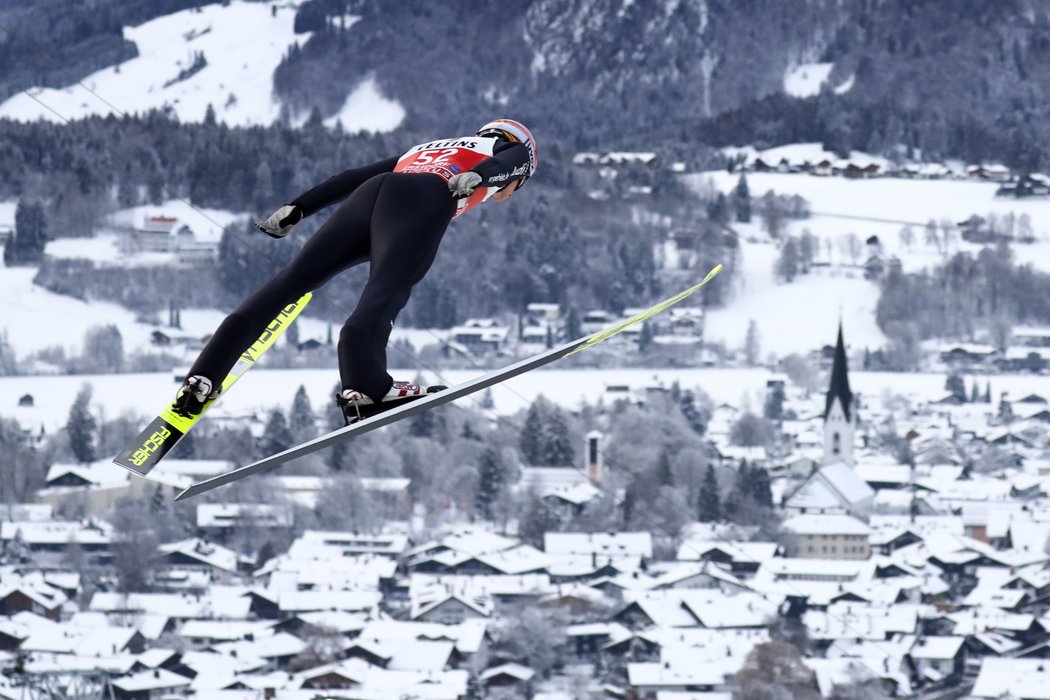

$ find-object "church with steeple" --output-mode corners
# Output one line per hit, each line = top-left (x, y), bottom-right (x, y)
(783, 321), (873, 520)
(823, 321), (856, 467)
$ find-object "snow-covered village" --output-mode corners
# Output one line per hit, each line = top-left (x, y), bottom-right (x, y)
(7, 2), (1050, 699)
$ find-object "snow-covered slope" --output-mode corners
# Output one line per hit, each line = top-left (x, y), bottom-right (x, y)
(0, 1), (403, 132)
(783, 63), (833, 98)
(687, 165), (1050, 355)
(695, 168), (1050, 272)
(703, 224), (887, 356)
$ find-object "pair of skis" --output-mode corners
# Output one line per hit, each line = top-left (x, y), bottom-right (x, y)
(113, 265), (722, 500)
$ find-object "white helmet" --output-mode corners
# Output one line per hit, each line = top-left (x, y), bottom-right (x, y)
(476, 118), (537, 181)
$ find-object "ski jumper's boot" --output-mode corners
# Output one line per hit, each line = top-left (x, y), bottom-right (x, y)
(336, 381), (446, 425)
(173, 375), (221, 418)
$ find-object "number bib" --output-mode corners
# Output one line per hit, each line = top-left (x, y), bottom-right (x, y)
(393, 136), (501, 218)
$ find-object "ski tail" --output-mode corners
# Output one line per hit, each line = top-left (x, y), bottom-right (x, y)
(174, 265), (723, 500)
(113, 293), (312, 476)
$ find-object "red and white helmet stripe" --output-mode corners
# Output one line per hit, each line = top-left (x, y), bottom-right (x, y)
(477, 118), (537, 179)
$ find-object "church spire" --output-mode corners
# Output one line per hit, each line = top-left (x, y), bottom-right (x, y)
(824, 321), (853, 421)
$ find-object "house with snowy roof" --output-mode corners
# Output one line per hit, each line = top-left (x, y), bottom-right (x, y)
(1, 519), (112, 564)
(351, 618), (491, 672)
(0, 583), (67, 621)
(675, 539), (779, 577)
(410, 588), (494, 624)
(111, 668), (192, 700)
(783, 461), (875, 519)
(971, 657), (1050, 698)
(155, 538), (245, 582)
(782, 513), (871, 560)
(544, 532), (652, 572)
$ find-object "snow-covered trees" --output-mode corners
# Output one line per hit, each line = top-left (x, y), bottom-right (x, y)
(733, 173), (752, 223)
(66, 384), (97, 463)
(288, 385), (317, 442)
(736, 641), (820, 700)
(82, 324), (124, 373)
(697, 464), (721, 522)
(4, 201), (47, 265)
(260, 409), (294, 457)
(519, 397), (576, 467)
(474, 446), (508, 521)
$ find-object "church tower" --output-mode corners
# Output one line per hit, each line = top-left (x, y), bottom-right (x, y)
(824, 322), (856, 466)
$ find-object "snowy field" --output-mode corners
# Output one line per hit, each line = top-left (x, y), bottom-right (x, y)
(783, 63), (836, 98)
(2, 365), (1046, 435)
(685, 161), (1050, 354)
(0, 2), (403, 132)
(700, 222), (887, 355)
(0, 265), (445, 361)
(692, 164), (1050, 274)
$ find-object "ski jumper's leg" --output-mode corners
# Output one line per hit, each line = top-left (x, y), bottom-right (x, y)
(338, 173), (455, 401)
(187, 176), (383, 384)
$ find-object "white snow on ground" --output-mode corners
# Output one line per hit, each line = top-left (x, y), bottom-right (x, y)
(692, 170), (1050, 273)
(0, 2), (401, 132)
(324, 76), (405, 134)
(783, 63), (833, 98)
(704, 223), (887, 355)
(3, 365), (1049, 435)
(685, 169), (1050, 354)
(0, 201), (15, 227)
(0, 261), (445, 362)
(44, 235), (124, 264)
(0, 267), (157, 356)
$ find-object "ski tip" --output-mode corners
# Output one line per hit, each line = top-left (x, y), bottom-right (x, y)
(704, 263), (724, 281)
(173, 485), (195, 502)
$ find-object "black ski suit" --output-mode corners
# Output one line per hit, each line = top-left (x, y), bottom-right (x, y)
(187, 140), (530, 402)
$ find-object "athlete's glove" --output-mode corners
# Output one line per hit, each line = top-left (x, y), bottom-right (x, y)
(255, 204), (303, 239)
(448, 171), (483, 198)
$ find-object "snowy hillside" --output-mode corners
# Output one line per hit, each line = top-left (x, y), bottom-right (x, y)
(686, 152), (1050, 355)
(0, 1), (403, 132)
(700, 224), (887, 356)
(7, 165), (1049, 374)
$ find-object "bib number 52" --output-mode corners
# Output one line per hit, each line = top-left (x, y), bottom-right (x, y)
(410, 148), (458, 166)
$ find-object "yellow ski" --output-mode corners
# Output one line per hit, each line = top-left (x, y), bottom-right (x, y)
(113, 293), (312, 476)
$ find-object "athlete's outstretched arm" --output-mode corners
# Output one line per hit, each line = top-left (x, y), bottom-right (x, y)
(291, 155), (400, 217)
(471, 141), (531, 188)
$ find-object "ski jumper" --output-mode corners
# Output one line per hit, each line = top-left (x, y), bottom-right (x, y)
(187, 137), (531, 402)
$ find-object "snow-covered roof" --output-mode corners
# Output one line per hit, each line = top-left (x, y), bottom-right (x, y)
(91, 587), (252, 618)
(906, 635), (965, 660)
(1, 520), (112, 546)
(276, 590), (382, 614)
(972, 658), (1050, 698)
(180, 620), (273, 642)
(783, 513), (871, 536)
(480, 663), (535, 682)
(112, 668), (192, 693)
(158, 538), (239, 572)
(210, 632), (305, 660)
(288, 530), (410, 558)
(545, 532), (653, 559)
(196, 504), (294, 529)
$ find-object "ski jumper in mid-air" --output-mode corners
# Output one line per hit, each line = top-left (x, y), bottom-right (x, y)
(173, 119), (537, 421)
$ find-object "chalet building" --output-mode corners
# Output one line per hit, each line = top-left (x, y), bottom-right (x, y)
(121, 214), (218, 263)
(782, 514), (872, 560)
(450, 319), (509, 354)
